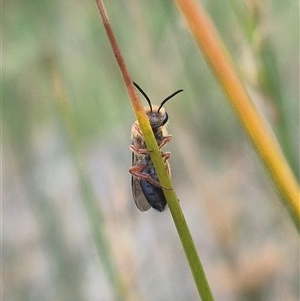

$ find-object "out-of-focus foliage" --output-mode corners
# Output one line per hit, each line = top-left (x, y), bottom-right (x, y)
(4, 1), (299, 301)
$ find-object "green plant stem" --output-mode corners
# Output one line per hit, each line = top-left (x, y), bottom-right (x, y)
(94, 0), (214, 300)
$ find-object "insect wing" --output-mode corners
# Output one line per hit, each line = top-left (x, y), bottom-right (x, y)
(131, 153), (151, 211)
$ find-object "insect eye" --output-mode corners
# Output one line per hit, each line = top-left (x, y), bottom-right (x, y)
(152, 112), (168, 129)
(161, 112), (168, 126)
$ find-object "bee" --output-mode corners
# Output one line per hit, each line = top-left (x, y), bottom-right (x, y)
(129, 153), (171, 212)
(130, 82), (183, 211)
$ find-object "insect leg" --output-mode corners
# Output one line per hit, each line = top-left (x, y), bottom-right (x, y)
(133, 123), (143, 136)
(158, 135), (172, 149)
(129, 164), (145, 174)
(129, 144), (152, 155)
(162, 151), (171, 162)
(129, 165), (171, 190)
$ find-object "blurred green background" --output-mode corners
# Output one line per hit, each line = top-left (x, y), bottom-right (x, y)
(4, 1), (299, 301)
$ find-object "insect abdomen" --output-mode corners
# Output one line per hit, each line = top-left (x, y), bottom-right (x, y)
(139, 163), (167, 212)
(140, 180), (167, 212)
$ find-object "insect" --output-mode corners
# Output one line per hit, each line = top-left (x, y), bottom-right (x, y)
(130, 82), (183, 211)
(129, 153), (171, 212)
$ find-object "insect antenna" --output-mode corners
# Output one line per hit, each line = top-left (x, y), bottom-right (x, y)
(133, 82), (153, 112)
(158, 89), (184, 112)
